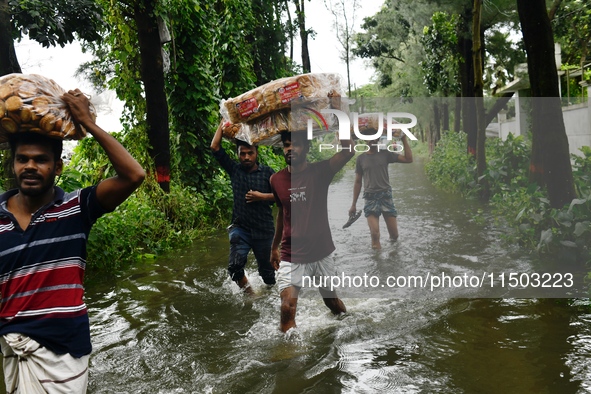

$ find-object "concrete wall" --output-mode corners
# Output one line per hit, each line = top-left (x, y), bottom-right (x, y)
(488, 88), (591, 158)
(562, 102), (591, 157)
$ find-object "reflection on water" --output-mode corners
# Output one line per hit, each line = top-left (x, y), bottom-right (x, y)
(50, 159), (591, 392)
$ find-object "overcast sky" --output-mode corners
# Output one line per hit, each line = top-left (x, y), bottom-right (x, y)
(13, 1), (385, 131)
(291, 1), (384, 88)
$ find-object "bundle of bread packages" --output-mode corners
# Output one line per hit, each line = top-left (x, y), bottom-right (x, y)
(219, 73), (345, 146)
(356, 113), (402, 138)
(0, 73), (92, 147)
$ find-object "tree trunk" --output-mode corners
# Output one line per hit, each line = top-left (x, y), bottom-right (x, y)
(458, 7), (476, 155)
(135, 0), (171, 192)
(433, 101), (441, 145)
(294, 0), (311, 73)
(442, 99), (449, 133)
(345, 39), (351, 97)
(473, 0), (488, 199)
(517, 0), (576, 208)
(547, 0), (562, 21)
(0, 0), (20, 189)
(285, 0), (294, 61)
(0, 0), (21, 76)
(454, 94), (461, 132)
(485, 93), (513, 125)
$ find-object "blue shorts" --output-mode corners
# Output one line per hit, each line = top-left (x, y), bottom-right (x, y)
(363, 190), (398, 218)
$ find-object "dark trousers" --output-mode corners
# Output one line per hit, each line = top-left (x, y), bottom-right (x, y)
(228, 226), (275, 285)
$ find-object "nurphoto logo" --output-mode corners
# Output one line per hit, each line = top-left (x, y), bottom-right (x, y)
(303, 109), (418, 152)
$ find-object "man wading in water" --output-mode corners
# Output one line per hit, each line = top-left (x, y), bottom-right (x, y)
(211, 122), (276, 294)
(270, 131), (354, 333)
(349, 134), (413, 249)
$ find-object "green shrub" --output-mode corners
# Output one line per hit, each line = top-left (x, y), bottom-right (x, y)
(426, 131), (591, 262)
(61, 132), (225, 276)
(85, 177), (211, 274)
(425, 131), (476, 195)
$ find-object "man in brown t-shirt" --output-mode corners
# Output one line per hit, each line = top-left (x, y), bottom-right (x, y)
(270, 132), (354, 333)
(349, 135), (413, 249)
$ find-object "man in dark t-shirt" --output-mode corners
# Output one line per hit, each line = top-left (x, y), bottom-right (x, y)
(211, 122), (276, 294)
(349, 134), (413, 249)
(270, 131), (354, 333)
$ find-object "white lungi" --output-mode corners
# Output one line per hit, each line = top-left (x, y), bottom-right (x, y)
(0, 333), (89, 393)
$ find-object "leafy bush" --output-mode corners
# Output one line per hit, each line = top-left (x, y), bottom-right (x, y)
(61, 133), (222, 276)
(426, 131), (591, 262)
(86, 178), (209, 275)
(425, 131), (476, 195)
(489, 144), (590, 259)
(484, 133), (531, 195)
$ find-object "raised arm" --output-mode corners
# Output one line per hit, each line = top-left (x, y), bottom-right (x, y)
(210, 121), (223, 152)
(62, 89), (145, 212)
(396, 135), (413, 163)
(329, 137), (355, 173)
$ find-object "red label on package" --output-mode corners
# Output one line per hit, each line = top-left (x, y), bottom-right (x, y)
(277, 82), (303, 104)
(357, 117), (370, 128)
(236, 97), (259, 118)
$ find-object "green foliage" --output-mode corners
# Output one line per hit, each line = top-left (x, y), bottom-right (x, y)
(353, 1), (429, 95)
(553, 0), (591, 67)
(86, 178), (209, 275)
(560, 64), (589, 102)
(420, 12), (460, 96)
(353, 1), (417, 64)
(572, 146), (591, 196)
(484, 29), (526, 93)
(163, 0), (296, 192)
(426, 131), (591, 262)
(56, 166), (89, 192)
(484, 133), (531, 195)
(9, 0), (104, 47)
(0, 149), (9, 192)
(249, 0), (294, 84)
(60, 132), (215, 274)
(425, 131), (475, 195)
(66, 130), (152, 187)
(69, 0), (300, 276)
(351, 83), (380, 100)
(257, 145), (285, 172)
(166, 0), (251, 191)
(355, 0), (523, 97)
(408, 139), (429, 157)
(78, 0), (300, 194)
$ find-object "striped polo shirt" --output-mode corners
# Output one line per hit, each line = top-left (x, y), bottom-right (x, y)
(0, 186), (107, 357)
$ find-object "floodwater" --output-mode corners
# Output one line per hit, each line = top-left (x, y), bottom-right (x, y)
(8, 157), (591, 393)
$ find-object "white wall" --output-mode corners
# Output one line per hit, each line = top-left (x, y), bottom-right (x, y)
(490, 91), (591, 158)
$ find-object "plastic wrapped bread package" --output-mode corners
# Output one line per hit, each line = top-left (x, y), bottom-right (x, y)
(222, 102), (343, 147)
(221, 121), (243, 140)
(355, 113), (402, 138)
(222, 111), (289, 147)
(219, 73), (343, 124)
(0, 73), (94, 147)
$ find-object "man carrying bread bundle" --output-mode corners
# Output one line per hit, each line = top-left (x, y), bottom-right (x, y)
(211, 122), (276, 294)
(0, 89), (145, 393)
(270, 131), (355, 333)
(349, 131), (413, 249)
